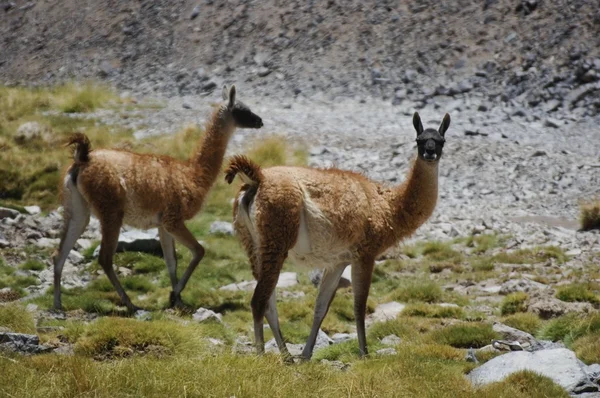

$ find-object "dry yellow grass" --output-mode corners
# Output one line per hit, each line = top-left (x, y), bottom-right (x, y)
(580, 199), (600, 231)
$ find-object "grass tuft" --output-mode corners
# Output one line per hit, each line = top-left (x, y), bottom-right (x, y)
(402, 303), (465, 319)
(580, 199), (600, 231)
(0, 303), (36, 333)
(500, 292), (529, 315)
(388, 280), (443, 303)
(501, 313), (542, 335)
(427, 323), (498, 348)
(556, 283), (599, 305)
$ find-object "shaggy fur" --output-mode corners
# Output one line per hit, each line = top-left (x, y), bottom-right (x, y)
(52, 86), (263, 312)
(227, 112), (450, 359)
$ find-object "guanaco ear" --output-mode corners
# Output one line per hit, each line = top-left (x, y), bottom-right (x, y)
(222, 85), (229, 101)
(228, 85), (236, 108)
(413, 112), (423, 136)
(439, 113), (451, 137)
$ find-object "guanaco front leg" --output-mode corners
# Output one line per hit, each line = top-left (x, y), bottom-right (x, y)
(352, 257), (375, 357)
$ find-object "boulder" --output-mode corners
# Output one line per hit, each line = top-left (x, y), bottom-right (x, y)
(0, 332), (52, 354)
(0, 207), (20, 220)
(492, 322), (538, 349)
(192, 308), (223, 323)
(467, 348), (598, 394)
(380, 334), (402, 346)
(528, 290), (595, 319)
(499, 278), (549, 295)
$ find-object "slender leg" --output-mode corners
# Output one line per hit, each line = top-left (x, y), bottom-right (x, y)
(301, 264), (347, 360)
(352, 258), (375, 358)
(163, 222), (205, 307)
(252, 251), (287, 355)
(264, 290), (292, 361)
(158, 227), (180, 307)
(98, 212), (139, 312)
(52, 178), (90, 310)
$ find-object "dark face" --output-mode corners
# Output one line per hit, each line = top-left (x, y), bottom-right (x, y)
(231, 101), (263, 129)
(413, 112), (450, 163)
(222, 85), (263, 129)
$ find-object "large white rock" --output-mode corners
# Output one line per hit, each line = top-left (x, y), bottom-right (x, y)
(368, 301), (406, 324)
(276, 272), (298, 288)
(467, 348), (598, 394)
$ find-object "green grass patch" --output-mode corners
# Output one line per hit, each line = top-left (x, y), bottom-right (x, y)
(556, 283), (600, 305)
(388, 279), (443, 303)
(421, 242), (463, 263)
(537, 313), (600, 346)
(572, 334), (600, 364)
(0, 303), (36, 333)
(19, 259), (46, 271)
(500, 292), (529, 315)
(402, 303), (465, 319)
(501, 313), (542, 335)
(464, 234), (500, 254)
(427, 323), (499, 348)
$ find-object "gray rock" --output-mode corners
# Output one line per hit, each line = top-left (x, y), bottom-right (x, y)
(95, 229), (162, 256)
(544, 118), (561, 128)
(257, 67), (272, 77)
(190, 4), (201, 19)
(265, 339), (303, 356)
(0, 332), (52, 354)
(209, 221), (233, 236)
(276, 272), (298, 288)
(376, 348), (397, 356)
(192, 308), (223, 323)
(499, 278), (549, 295)
(528, 291), (595, 319)
(134, 310), (152, 321)
(219, 280), (257, 292)
(314, 329), (334, 351)
(24, 205), (41, 215)
(232, 336), (254, 355)
(380, 334), (402, 346)
(467, 348), (598, 394)
(14, 122), (46, 143)
(0, 207), (20, 220)
(368, 302), (406, 323)
(492, 323), (538, 349)
(331, 333), (357, 344)
(585, 364), (600, 384)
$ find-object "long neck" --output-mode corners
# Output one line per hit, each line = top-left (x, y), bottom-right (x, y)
(191, 108), (234, 191)
(391, 157), (439, 237)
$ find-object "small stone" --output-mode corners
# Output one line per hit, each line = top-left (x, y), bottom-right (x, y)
(376, 348), (397, 356)
(24, 205), (41, 215)
(531, 150), (547, 157)
(380, 334), (402, 346)
(182, 102), (192, 109)
(35, 237), (59, 249)
(331, 333), (357, 344)
(314, 329), (333, 351)
(0, 207), (20, 220)
(219, 280), (257, 292)
(320, 359), (350, 371)
(544, 118), (561, 128)
(190, 4), (201, 19)
(209, 221), (234, 236)
(14, 122), (46, 143)
(192, 307), (223, 323)
(134, 310), (152, 321)
(257, 67), (272, 77)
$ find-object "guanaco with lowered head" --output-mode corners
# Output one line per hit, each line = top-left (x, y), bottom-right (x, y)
(225, 112), (450, 360)
(53, 85), (263, 312)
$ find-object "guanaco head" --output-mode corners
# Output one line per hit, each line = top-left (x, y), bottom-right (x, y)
(221, 85), (263, 129)
(413, 112), (450, 163)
